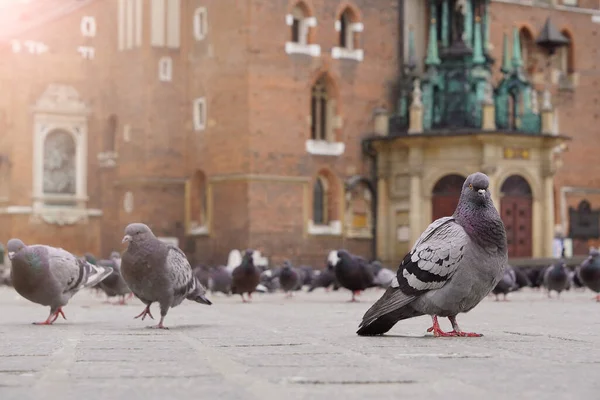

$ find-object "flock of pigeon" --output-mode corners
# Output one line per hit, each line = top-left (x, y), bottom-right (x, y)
(1, 172), (599, 335)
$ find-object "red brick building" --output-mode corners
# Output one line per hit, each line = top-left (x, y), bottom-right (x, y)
(0, 0), (598, 266)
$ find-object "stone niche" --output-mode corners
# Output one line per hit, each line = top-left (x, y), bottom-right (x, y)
(30, 84), (102, 225)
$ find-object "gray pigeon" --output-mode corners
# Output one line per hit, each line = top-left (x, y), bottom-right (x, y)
(120, 223), (212, 329)
(543, 261), (570, 298)
(208, 266), (233, 295)
(492, 264), (518, 301)
(577, 249), (600, 301)
(98, 251), (133, 305)
(370, 261), (396, 289)
(357, 172), (507, 337)
(279, 260), (302, 297)
(7, 238), (113, 325)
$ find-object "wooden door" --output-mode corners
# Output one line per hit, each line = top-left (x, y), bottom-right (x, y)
(501, 196), (533, 257)
(432, 195), (460, 221)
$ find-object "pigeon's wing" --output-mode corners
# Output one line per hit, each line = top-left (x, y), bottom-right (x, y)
(393, 217), (468, 295)
(42, 246), (112, 295)
(358, 217), (468, 332)
(165, 245), (196, 299)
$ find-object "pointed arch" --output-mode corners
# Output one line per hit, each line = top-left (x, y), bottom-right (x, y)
(312, 168), (341, 225)
(518, 25), (537, 75)
(559, 28), (575, 73)
(335, 3), (362, 50)
(187, 169), (209, 235)
(287, 1), (315, 45)
(309, 71), (340, 142)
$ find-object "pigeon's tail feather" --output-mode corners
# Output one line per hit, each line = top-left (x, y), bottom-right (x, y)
(186, 277), (212, 305)
(83, 262), (113, 288)
(356, 287), (417, 336)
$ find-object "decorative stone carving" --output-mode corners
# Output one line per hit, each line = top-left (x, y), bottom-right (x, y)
(97, 151), (118, 168)
(411, 79), (422, 108)
(542, 88), (552, 110)
(32, 84), (90, 115)
(43, 131), (76, 195)
(530, 88), (539, 114)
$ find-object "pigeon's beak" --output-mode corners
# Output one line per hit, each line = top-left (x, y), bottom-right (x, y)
(478, 189), (486, 196)
(122, 235), (132, 244)
(8, 251), (14, 260)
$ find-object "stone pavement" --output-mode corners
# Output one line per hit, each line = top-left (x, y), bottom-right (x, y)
(0, 286), (598, 400)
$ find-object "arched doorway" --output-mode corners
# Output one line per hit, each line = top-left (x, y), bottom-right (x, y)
(432, 174), (466, 221)
(500, 175), (533, 258)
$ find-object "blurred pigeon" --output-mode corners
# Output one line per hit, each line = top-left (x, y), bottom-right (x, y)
(193, 265), (210, 288)
(98, 251), (133, 305)
(297, 265), (315, 286)
(357, 172), (507, 337)
(543, 261), (569, 298)
(513, 267), (532, 290)
(332, 250), (375, 302)
(7, 238), (113, 325)
(308, 264), (336, 292)
(231, 249), (261, 302)
(577, 249), (600, 301)
(279, 260), (302, 297)
(208, 266), (232, 295)
(370, 261), (395, 289)
(121, 223), (212, 329)
(492, 265), (518, 301)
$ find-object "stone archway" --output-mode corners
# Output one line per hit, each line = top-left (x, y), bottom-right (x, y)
(431, 174), (466, 222)
(500, 175), (533, 258)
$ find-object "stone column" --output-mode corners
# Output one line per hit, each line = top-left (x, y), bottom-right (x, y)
(409, 173), (422, 246)
(408, 79), (423, 134)
(376, 176), (388, 261)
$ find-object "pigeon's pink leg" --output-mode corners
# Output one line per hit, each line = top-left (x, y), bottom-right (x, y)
(150, 316), (168, 330)
(595, 294), (600, 302)
(447, 316), (483, 337)
(248, 292), (253, 301)
(33, 307), (66, 325)
(347, 291), (360, 302)
(426, 315), (458, 337)
(134, 304), (154, 320)
(240, 294), (247, 303)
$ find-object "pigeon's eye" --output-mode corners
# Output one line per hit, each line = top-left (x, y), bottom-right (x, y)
(469, 184), (473, 190)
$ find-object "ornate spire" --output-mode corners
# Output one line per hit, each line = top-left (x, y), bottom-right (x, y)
(511, 26), (523, 69)
(472, 17), (485, 65)
(425, 17), (441, 66)
(501, 33), (511, 74)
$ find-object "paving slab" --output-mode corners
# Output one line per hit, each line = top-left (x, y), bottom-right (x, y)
(0, 286), (598, 400)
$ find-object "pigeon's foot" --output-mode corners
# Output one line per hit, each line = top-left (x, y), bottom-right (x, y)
(426, 316), (457, 337)
(347, 291), (360, 302)
(33, 307), (66, 325)
(134, 305), (154, 321)
(448, 316), (483, 338)
(150, 317), (168, 330)
(595, 294), (600, 302)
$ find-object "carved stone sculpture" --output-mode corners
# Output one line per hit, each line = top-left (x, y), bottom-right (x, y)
(43, 130), (76, 195)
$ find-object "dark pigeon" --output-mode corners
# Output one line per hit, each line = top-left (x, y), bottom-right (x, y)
(279, 260), (302, 297)
(98, 251), (133, 305)
(193, 265), (211, 288)
(7, 238), (113, 325)
(513, 266), (532, 290)
(120, 223), (212, 329)
(543, 261), (570, 298)
(308, 264), (336, 292)
(577, 249), (600, 301)
(208, 266), (232, 295)
(357, 172), (507, 337)
(332, 250), (375, 302)
(297, 265), (315, 286)
(492, 265), (518, 301)
(231, 249), (261, 302)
